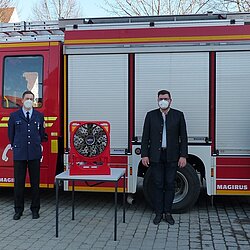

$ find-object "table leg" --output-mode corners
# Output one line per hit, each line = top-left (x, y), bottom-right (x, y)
(56, 179), (59, 237)
(114, 181), (118, 241)
(72, 180), (75, 220)
(123, 173), (125, 223)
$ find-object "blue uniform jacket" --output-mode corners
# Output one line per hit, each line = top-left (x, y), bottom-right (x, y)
(8, 108), (45, 161)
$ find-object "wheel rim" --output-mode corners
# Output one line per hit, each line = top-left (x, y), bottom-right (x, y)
(174, 171), (189, 204)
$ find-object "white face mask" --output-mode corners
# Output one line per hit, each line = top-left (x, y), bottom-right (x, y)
(23, 99), (33, 109)
(158, 100), (169, 110)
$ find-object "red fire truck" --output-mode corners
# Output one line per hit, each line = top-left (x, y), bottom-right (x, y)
(1, 12), (250, 212)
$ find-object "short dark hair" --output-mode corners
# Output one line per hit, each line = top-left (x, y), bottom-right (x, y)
(22, 90), (34, 99)
(158, 90), (171, 99)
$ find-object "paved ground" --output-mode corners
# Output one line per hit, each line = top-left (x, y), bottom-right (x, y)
(0, 181), (249, 250)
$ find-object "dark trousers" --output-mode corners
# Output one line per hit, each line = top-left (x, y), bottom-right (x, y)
(14, 160), (40, 213)
(151, 150), (178, 215)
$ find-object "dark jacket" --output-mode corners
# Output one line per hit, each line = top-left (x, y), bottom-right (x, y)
(141, 108), (188, 162)
(8, 108), (45, 160)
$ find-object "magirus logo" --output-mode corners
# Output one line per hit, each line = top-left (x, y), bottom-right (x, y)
(217, 184), (248, 190)
(0, 177), (14, 183)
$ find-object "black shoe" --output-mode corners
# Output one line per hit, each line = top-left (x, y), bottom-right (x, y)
(32, 211), (40, 219)
(165, 214), (175, 225)
(153, 214), (162, 225)
(13, 212), (22, 220)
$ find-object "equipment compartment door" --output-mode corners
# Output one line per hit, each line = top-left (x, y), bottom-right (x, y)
(216, 51), (250, 155)
(135, 52), (209, 142)
(68, 54), (129, 153)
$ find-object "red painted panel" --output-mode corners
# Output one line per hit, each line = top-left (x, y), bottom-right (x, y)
(70, 178), (126, 189)
(217, 167), (250, 178)
(217, 157), (250, 165)
(65, 25), (250, 44)
(0, 167), (14, 184)
(216, 157), (250, 179)
(110, 156), (128, 164)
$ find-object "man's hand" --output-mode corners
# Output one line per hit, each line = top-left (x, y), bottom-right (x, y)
(142, 157), (150, 167)
(178, 157), (187, 168)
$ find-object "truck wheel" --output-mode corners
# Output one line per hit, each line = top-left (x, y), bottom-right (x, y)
(143, 163), (200, 213)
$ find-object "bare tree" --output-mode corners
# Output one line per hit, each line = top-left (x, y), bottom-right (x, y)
(32, 0), (82, 21)
(223, 0), (250, 12)
(0, 0), (15, 8)
(102, 0), (250, 16)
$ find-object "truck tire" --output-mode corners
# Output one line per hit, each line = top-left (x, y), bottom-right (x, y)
(143, 163), (200, 213)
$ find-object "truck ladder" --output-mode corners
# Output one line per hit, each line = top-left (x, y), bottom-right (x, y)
(0, 20), (64, 42)
(59, 12), (250, 31)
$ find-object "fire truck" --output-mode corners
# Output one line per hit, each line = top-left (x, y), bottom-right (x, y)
(1, 12), (250, 213)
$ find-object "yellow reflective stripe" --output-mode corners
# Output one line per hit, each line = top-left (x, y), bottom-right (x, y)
(51, 139), (58, 153)
(0, 183), (14, 187)
(68, 186), (126, 192)
(0, 42), (50, 48)
(44, 117), (57, 121)
(0, 117), (9, 127)
(45, 123), (53, 127)
(25, 183), (50, 188)
(40, 184), (49, 188)
(44, 117), (57, 128)
(216, 190), (250, 195)
(1, 117), (9, 121)
(50, 42), (60, 46)
(0, 183), (54, 188)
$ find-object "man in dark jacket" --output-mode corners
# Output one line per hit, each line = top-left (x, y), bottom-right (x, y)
(8, 90), (45, 220)
(141, 90), (188, 225)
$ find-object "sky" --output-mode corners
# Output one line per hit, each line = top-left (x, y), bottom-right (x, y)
(18, 0), (114, 21)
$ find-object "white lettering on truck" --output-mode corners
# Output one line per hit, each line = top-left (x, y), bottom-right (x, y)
(0, 177), (14, 183)
(217, 184), (248, 190)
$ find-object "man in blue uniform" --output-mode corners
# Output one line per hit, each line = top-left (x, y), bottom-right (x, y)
(8, 90), (45, 220)
(141, 90), (188, 225)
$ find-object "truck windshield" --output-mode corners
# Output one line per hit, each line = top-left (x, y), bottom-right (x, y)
(2, 56), (43, 108)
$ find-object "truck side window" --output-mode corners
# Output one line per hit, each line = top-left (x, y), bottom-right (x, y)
(2, 56), (43, 108)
